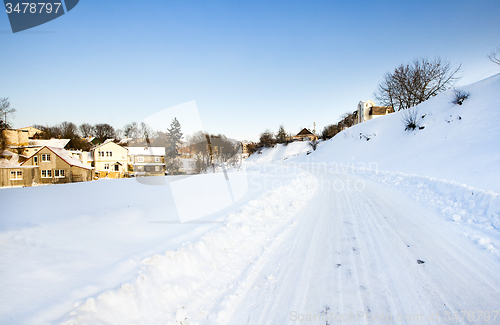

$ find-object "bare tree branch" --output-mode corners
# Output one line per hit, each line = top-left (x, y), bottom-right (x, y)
(375, 57), (461, 111)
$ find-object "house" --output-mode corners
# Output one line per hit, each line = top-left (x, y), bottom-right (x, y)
(291, 128), (318, 142)
(355, 100), (394, 124)
(20, 146), (94, 185)
(127, 146), (166, 176)
(91, 140), (128, 178)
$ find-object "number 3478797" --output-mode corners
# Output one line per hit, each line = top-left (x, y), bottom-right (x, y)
(5, 3), (62, 14)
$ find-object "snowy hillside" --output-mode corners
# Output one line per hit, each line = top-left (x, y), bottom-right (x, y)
(298, 73), (500, 193)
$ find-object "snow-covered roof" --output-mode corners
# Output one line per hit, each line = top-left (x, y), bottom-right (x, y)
(21, 146), (93, 170)
(0, 150), (21, 167)
(48, 147), (93, 170)
(295, 128), (315, 136)
(0, 150), (15, 157)
(28, 139), (70, 148)
(91, 139), (119, 150)
(127, 147), (166, 156)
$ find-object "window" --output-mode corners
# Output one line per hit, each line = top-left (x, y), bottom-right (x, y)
(155, 166), (160, 172)
(137, 156), (144, 163)
(54, 170), (65, 178)
(10, 171), (22, 180)
(107, 151), (112, 157)
(41, 154), (50, 162)
(41, 170), (52, 178)
(155, 157), (160, 163)
(104, 163), (110, 170)
(33, 156), (38, 166)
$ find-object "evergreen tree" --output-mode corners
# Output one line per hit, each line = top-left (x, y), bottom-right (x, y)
(275, 125), (287, 144)
(165, 117), (183, 174)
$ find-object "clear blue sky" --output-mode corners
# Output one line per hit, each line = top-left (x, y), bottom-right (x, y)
(1, 0), (499, 141)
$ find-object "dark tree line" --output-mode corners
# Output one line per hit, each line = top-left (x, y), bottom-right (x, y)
(32, 122), (117, 150)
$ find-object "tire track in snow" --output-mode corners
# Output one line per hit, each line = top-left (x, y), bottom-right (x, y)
(224, 170), (500, 325)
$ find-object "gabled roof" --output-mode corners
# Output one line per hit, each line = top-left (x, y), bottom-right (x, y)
(295, 128), (315, 136)
(21, 146), (93, 170)
(127, 146), (166, 156)
(91, 139), (123, 150)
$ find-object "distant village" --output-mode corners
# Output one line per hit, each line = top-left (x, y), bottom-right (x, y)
(0, 99), (393, 188)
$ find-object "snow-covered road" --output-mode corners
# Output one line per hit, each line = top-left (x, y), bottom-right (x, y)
(57, 168), (500, 325)
(221, 171), (500, 325)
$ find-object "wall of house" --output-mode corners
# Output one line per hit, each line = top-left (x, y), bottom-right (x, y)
(130, 155), (165, 176)
(70, 166), (93, 182)
(0, 167), (39, 187)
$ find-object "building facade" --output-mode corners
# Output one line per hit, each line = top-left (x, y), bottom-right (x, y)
(127, 146), (166, 176)
(91, 140), (129, 178)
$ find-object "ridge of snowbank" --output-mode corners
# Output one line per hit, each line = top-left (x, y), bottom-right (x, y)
(61, 172), (318, 325)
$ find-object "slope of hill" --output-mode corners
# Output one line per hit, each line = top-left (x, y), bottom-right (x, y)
(293, 73), (500, 194)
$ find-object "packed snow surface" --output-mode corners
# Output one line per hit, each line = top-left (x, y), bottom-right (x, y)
(1, 74), (500, 324)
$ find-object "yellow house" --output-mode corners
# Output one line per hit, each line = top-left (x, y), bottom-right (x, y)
(91, 140), (128, 178)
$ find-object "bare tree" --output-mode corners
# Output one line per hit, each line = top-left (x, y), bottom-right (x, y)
(94, 123), (116, 143)
(123, 122), (139, 139)
(488, 46), (500, 66)
(79, 123), (94, 138)
(321, 124), (340, 140)
(60, 121), (78, 139)
(375, 57), (461, 111)
(0, 98), (16, 153)
(140, 122), (155, 144)
(259, 130), (275, 148)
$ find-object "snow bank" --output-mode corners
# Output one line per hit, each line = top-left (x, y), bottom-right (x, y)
(61, 172), (318, 325)
(356, 169), (500, 231)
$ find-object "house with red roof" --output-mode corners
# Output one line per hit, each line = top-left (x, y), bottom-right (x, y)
(19, 146), (94, 185)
